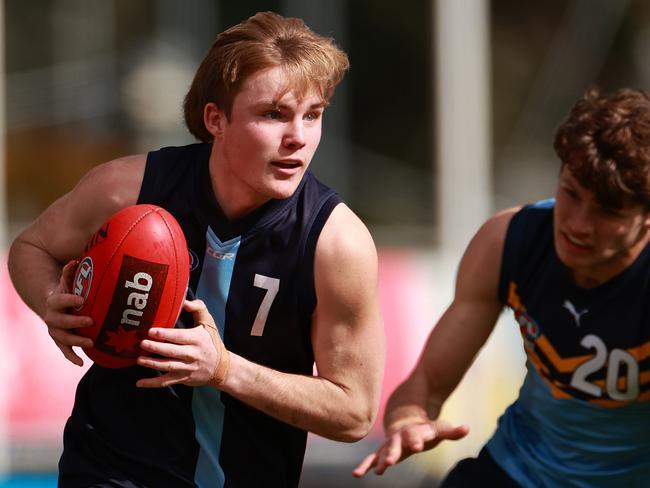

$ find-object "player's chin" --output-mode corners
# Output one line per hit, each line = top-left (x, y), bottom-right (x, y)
(556, 248), (599, 275)
(265, 178), (303, 200)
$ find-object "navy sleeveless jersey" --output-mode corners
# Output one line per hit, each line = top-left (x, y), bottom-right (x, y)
(58, 143), (343, 487)
(487, 200), (650, 486)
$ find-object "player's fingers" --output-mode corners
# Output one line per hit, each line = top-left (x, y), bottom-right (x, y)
(183, 298), (208, 314)
(50, 327), (93, 348)
(405, 434), (425, 453)
(373, 450), (394, 476)
(136, 375), (160, 388)
(60, 260), (80, 291)
(145, 327), (200, 348)
(403, 423), (435, 452)
(136, 363), (190, 387)
(45, 311), (93, 330)
(184, 299), (218, 328)
(370, 437), (401, 475)
(57, 344), (85, 367)
(46, 292), (86, 313)
(383, 433), (404, 465)
(352, 453), (378, 478)
(139, 339), (195, 363)
(434, 422), (470, 441)
(137, 353), (194, 374)
(135, 372), (190, 388)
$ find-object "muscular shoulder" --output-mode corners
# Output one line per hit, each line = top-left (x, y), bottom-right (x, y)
(455, 207), (520, 301)
(314, 204), (378, 305)
(316, 203), (377, 269)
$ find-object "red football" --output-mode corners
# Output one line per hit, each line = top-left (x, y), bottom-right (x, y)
(72, 204), (189, 368)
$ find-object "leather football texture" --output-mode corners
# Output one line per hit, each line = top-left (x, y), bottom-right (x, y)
(72, 204), (189, 368)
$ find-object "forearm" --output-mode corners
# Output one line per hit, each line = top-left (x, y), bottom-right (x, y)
(8, 237), (64, 317)
(221, 352), (374, 442)
(382, 288), (504, 435)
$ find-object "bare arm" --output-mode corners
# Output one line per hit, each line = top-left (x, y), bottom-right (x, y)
(354, 207), (518, 476)
(8, 155), (145, 363)
(228, 203), (384, 440)
(138, 203), (385, 441)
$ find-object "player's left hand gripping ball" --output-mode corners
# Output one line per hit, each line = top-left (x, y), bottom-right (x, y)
(71, 204), (190, 368)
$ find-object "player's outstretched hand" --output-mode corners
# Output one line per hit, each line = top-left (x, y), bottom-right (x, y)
(43, 260), (94, 366)
(352, 420), (469, 477)
(137, 299), (226, 388)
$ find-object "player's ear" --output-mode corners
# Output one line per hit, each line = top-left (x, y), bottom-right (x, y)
(204, 103), (226, 141)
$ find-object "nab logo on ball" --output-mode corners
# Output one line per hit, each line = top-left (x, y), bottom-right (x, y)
(97, 255), (168, 356)
(73, 257), (93, 311)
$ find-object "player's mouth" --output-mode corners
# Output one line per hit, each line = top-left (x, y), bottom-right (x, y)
(561, 231), (592, 253)
(271, 159), (302, 175)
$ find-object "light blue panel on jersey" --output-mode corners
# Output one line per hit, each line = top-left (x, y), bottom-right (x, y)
(531, 198), (555, 209)
(192, 228), (241, 488)
(487, 364), (650, 486)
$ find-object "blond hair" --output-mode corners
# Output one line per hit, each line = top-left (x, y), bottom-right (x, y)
(184, 11), (349, 142)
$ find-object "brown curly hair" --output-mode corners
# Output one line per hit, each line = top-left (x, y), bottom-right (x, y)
(183, 11), (349, 143)
(554, 87), (650, 210)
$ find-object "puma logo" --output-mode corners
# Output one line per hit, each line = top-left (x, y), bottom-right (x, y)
(563, 300), (588, 327)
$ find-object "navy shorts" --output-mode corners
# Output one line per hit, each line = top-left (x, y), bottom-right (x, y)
(439, 447), (520, 487)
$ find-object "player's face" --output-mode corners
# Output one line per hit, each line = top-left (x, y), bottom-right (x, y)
(213, 66), (325, 215)
(553, 165), (650, 286)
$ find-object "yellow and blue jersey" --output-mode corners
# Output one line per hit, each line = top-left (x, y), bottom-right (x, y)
(488, 199), (650, 487)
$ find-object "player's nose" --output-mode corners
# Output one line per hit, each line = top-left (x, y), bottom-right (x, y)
(283, 119), (306, 149)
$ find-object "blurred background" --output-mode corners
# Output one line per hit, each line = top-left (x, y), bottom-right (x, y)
(0, 0), (648, 486)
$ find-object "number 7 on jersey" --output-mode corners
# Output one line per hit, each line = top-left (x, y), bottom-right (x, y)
(250, 274), (280, 336)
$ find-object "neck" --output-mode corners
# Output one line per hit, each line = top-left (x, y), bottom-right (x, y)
(208, 145), (269, 220)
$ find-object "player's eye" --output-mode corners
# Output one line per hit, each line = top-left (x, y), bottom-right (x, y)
(304, 111), (321, 122)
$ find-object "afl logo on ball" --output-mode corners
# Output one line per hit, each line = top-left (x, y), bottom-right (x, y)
(73, 257), (93, 311)
(188, 248), (200, 271)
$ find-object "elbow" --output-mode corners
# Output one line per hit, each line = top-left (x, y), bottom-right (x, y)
(329, 405), (377, 443)
(333, 377), (383, 442)
(7, 239), (19, 279)
(7, 234), (34, 281)
(339, 421), (372, 443)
